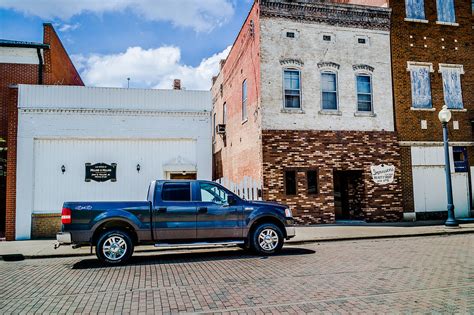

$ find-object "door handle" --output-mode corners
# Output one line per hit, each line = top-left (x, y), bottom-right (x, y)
(157, 207), (167, 213)
(198, 207), (208, 214)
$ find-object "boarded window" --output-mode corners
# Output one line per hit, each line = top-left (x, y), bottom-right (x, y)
(356, 75), (372, 112)
(406, 0), (425, 19)
(284, 70), (301, 109)
(307, 170), (318, 195)
(321, 72), (338, 110)
(409, 65), (432, 109)
(437, 0), (456, 23)
(440, 66), (463, 109)
(285, 170), (297, 195)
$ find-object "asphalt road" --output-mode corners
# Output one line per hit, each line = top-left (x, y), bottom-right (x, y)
(1, 234), (473, 314)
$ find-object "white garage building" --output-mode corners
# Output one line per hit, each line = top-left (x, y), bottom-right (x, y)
(16, 84), (212, 240)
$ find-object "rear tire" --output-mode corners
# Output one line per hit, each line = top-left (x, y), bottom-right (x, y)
(250, 223), (284, 255)
(96, 229), (134, 265)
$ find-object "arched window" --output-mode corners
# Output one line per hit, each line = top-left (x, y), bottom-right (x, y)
(283, 69), (301, 109)
(321, 71), (338, 110)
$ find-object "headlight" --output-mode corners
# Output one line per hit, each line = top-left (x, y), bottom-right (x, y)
(284, 208), (293, 218)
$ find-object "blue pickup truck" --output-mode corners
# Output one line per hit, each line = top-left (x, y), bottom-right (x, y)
(57, 180), (296, 264)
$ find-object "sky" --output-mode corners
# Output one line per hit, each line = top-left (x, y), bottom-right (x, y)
(0, 0), (254, 90)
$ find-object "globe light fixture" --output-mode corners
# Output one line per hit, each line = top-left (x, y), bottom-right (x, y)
(438, 105), (452, 124)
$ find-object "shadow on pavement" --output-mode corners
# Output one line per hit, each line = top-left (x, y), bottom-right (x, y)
(72, 247), (316, 269)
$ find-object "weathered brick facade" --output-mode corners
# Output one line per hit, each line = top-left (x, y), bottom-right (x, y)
(390, 0), (474, 219)
(262, 130), (403, 224)
(2, 23), (83, 240)
(30, 214), (61, 239)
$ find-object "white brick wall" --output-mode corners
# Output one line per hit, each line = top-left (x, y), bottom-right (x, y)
(260, 17), (395, 132)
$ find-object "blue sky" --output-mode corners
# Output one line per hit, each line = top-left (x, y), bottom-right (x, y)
(0, 0), (253, 90)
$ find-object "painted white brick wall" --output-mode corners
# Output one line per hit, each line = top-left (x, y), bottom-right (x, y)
(260, 17), (395, 132)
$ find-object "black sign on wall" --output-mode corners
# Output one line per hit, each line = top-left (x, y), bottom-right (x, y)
(85, 163), (117, 182)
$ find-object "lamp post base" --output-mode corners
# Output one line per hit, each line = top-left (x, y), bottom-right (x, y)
(445, 219), (459, 228)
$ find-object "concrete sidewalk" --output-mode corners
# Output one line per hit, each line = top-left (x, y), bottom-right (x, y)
(2, 221), (474, 259)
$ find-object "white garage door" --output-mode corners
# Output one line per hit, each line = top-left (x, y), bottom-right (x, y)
(33, 138), (197, 213)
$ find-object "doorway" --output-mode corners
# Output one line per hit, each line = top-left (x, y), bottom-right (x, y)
(334, 170), (365, 220)
(169, 172), (197, 180)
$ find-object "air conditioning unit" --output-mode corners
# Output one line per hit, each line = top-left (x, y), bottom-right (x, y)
(216, 124), (226, 135)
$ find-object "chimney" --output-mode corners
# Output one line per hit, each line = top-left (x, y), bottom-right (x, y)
(173, 79), (181, 90)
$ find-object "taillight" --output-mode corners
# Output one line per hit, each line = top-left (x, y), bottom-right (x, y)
(61, 207), (72, 224)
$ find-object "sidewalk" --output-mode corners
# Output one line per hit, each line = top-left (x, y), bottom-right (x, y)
(2, 221), (474, 260)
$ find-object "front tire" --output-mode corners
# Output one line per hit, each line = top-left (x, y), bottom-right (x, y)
(96, 229), (134, 265)
(250, 223), (284, 255)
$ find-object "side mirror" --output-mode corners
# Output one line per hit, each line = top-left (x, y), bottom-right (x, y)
(227, 195), (237, 205)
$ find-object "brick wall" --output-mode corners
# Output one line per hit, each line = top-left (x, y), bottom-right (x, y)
(5, 87), (18, 240)
(262, 130), (403, 224)
(211, 2), (263, 184)
(31, 213), (61, 239)
(400, 146), (415, 215)
(390, 0), (473, 143)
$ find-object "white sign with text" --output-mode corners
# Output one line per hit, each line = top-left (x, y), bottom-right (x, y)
(370, 164), (395, 185)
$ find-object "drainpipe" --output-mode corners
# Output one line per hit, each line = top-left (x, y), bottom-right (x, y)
(36, 48), (44, 84)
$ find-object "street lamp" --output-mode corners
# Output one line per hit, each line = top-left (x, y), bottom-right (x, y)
(438, 105), (458, 228)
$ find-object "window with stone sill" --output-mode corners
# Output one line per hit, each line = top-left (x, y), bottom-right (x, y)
(321, 71), (338, 111)
(437, 0), (456, 23)
(409, 65), (433, 109)
(406, 0), (426, 20)
(440, 65), (464, 109)
(283, 69), (301, 109)
(356, 74), (373, 112)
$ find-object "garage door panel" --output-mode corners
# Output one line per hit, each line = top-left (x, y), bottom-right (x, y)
(33, 139), (196, 213)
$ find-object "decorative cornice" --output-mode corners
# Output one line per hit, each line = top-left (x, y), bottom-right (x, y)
(353, 64), (374, 72)
(19, 108), (210, 117)
(317, 61), (340, 70)
(280, 58), (304, 67)
(260, 1), (391, 31)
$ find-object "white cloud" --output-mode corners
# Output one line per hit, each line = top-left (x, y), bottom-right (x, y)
(0, 0), (235, 32)
(72, 45), (231, 90)
(58, 23), (80, 32)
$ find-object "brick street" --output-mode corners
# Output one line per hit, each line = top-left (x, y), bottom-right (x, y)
(1, 234), (473, 314)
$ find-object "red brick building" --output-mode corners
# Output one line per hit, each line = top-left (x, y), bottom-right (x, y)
(1, 23), (83, 240)
(212, 0), (403, 224)
(390, 0), (474, 221)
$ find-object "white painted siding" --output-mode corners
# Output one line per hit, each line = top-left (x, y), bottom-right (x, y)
(18, 84), (211, 112)
(33, 139), (197, 213)
(411, 146), (471, 218)
(260, 18), (394, 132)
(0, 47), (42, 65)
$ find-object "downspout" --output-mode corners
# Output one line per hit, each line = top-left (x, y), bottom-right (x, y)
(36, 48), (43, 85)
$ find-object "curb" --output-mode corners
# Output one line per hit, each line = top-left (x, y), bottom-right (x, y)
(2, 228), (474, 261)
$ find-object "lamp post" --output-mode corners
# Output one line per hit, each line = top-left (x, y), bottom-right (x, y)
(438, 105), (458, 228)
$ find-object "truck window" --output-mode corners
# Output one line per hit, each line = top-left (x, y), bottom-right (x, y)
(162, 182), (191, 202)
(200, 183), (228, 204)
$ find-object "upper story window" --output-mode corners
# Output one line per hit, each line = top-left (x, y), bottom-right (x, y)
(321, 72), (338, 110)
(408, 63), (433, 109)
(286, 32), (295, 38)
(356, 75), (372, 112)
(439, 64), (464, 109)
(406, 0), (426, 20)
(242, 79), (248, 121)
(284, 69), (301, 109)
(437, 0), (456, 23)
(223, 102), (227, 124)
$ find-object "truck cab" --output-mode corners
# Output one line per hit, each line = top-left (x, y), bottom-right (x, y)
(57, 180), (296, 264)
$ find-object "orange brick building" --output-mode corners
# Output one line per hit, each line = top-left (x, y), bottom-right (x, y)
(0, 23), (83, 240)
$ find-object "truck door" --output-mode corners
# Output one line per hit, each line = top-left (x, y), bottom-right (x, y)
(195, 182), (243, 239)
(153, 181), (197, 241)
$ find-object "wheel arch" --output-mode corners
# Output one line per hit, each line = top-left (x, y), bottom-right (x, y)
(91, 219), (139, 245)
(248, 215), (287, 239)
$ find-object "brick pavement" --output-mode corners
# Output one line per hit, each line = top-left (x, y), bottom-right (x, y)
(0, 234), (473, 314)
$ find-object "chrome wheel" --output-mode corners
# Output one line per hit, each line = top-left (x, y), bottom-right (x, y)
(102, 235), (127, 261)
(258, 228), (279, 251)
